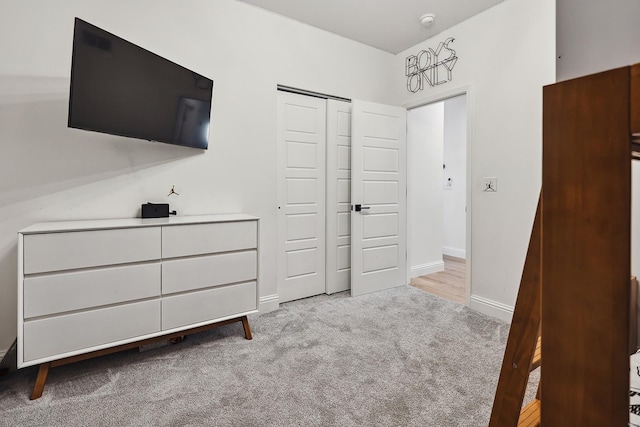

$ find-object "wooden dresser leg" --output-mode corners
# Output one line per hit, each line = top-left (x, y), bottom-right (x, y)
(241, 316), (253, 340)
(30, 362), (51, 400)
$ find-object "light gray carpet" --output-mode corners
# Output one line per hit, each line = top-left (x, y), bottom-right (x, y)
(0, 285), (530, 426)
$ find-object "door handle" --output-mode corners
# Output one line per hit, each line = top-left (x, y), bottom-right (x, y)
(354, 204), (370, 212)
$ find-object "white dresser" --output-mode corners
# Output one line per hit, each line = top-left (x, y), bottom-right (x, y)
(18, 214), (259, 374)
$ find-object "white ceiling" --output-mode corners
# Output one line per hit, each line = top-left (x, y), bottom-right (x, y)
(236, 0), (506, 54)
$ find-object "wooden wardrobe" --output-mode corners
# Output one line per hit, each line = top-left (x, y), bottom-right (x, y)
(490, 63), (640, 425)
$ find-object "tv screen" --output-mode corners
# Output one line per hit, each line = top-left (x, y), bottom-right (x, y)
(68, 18), (213, 149)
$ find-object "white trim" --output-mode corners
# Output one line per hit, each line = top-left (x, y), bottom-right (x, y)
(17, 232), (23, 367)
(259, 294), (279, 312)
(469, 294), (514, 323)
(464, 88), (474, 307)
(410, 261), (444, 279)
(402, 85), (473, 111)
(442, 246), (466, 259)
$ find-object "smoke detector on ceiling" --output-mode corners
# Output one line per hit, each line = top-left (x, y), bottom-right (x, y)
(420, 13), (436, 27)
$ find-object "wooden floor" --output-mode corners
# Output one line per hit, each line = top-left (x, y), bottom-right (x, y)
(410, 256), (466, 304)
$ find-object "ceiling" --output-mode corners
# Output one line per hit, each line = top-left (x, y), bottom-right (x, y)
(236, 0), (505, 54)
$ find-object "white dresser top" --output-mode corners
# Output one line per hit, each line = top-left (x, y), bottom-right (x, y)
(19, 214), (259, 234)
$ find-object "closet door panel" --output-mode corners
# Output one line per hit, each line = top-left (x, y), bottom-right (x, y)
(326, 99), (352, 294)
(277, 91), (326, 302)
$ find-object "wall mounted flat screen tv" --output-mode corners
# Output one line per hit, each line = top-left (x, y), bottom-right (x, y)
(68, 18), (213, 149)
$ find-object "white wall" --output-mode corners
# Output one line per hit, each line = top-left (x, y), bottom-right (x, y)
(556, 0), (640, 283)
(442, 95), (467, 259)
(393, 0), (556, 320)
(407, 103), (444, 277)
(0, 0), (395, 355)
(556, 0), (640, 81)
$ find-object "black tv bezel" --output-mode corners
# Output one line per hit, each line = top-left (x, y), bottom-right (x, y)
(68, 17), (213, 150)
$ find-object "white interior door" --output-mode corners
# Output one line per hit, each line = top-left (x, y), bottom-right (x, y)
(326, 99), (352, 294)
(277, 91), (326, 302)
(351, 100), (407, 297)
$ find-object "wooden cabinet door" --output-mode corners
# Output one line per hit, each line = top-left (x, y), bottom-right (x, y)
(632, 63), (640, 147)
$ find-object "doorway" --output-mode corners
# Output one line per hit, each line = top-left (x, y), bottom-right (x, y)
(407, 93), (469, 304)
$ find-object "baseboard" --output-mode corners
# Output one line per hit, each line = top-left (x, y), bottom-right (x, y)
(442, 246), (466, 259)
(469, 295), (514, 323)
(410, 261), (445, 278)
(259, 294), (280, 313)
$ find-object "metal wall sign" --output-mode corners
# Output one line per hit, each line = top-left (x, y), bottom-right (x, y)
(405, 37), (458, 93)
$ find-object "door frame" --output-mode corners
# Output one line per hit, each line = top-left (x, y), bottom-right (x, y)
(403, 85), (474, 305)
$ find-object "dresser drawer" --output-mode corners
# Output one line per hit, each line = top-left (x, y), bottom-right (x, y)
(23, 227), (161, 274)
(24, 263), (161, 318)
(23, 299), (160, 363)
(162, 250), (256, 295)
(162, 281), (256, 330)
(161, 220), (257, 258)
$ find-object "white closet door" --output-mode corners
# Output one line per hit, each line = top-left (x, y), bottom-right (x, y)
(351, 100), (407, 297)
(277, 91), (327, 302)
(326, 100), (352, 294)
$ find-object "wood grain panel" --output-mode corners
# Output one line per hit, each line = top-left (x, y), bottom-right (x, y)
(631, 276), (638, 354)
(489, 198), (542, 427)
(541, 67), (631, 426)
(632, 63), (640, 140)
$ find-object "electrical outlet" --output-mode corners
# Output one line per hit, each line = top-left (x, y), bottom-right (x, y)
(483, 177), (497, 192)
